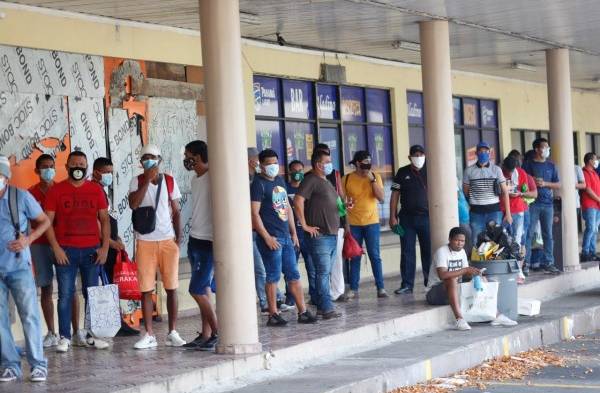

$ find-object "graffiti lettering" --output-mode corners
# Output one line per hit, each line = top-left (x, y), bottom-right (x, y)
(120, 152), (134, 176)
(80, 112), (96, 153)
(0, 91), (7, 110)
(36, 58), (54, 96)
(15, 47), (32, 85)
(38, 108), (58, 138)
(117, 194), (129, 216)
(1, 54), (18, 94)
(85, 55), (101, 90)
(71, 62), (88, 97)
(51, 51), (67, 87)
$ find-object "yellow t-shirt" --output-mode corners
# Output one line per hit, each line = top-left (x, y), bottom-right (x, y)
(342, 172), (383, 226)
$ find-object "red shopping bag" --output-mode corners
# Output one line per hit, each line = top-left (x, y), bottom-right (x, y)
(342, 231), (363, 260)
(113, 251), (142, 300)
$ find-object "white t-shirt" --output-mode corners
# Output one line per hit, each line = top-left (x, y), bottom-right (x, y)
(129, 174), (182, 241)
(427, 245), (468, 289)
(190, 172), (213, 241)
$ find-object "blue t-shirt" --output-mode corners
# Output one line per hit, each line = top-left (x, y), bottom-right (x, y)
(251, 175), (290, 238)
(0, 188), (43, 273)
(522, 160), (559, 205)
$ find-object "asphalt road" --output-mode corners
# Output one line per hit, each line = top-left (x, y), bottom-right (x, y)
(458, 332), (600, 392)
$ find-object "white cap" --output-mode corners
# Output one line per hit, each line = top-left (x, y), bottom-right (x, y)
(140, 144), (161, 157)
(0, 155), (10, 179)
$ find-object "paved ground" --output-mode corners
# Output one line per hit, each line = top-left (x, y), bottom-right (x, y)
(458, 332), (600, 393)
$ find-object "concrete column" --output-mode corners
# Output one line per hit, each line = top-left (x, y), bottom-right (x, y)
(419, 20), (459, 250)
(199, 0), (262, 354)
(546, 48), (580, 271)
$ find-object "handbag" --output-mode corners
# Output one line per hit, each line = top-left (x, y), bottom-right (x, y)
(113, 250), (142, 300)
(132, 174), (163, 234)
(85, 268), (121, 338)
(342, 231), (363, 260)
(459, 280), (499, 323)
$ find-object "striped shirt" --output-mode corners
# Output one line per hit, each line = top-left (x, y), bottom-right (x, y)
(463, 163), (505, 213)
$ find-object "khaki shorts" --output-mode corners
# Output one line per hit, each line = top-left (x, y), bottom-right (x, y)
(136, 239), (180, 292)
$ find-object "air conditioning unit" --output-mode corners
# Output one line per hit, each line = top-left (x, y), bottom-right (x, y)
(320, 64), (346, 84)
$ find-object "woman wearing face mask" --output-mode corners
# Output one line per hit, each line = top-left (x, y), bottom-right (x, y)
(342, 150), (387, 298)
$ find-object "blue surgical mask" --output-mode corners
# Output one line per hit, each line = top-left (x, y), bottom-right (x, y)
(100, 173), (113, 187)
(264, 163), (279, 178)
(0, 178), (5, 192)
(142, 159), (158, 170)
(477, 152), (490, 164)
(40, 168), (55, 182)
(323, 162), (334, 176)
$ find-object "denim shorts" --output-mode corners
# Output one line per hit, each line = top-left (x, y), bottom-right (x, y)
(188, 237), (214, 296)
(256, 235), (300, 283)
(31, 243), (55, 288)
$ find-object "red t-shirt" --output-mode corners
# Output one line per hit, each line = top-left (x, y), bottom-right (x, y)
(501, 167), (528, 214)
(44, 180), (108, 248)
(29, 183), (51, 245)
(581, 167), (600, 210)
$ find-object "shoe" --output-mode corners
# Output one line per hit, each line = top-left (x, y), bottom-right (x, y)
(166, 330), (186, 347)
(491, 314), (518, 327)
(86, 337), (109, 350)
(322, 310), (342, 320)
(197, 334), (218, 352)
(593, 254), (600, 262)
(260, 306), (270, 314)
(30, 367), (47, 382)
(344, 290), (356, 299)
(0, 368), (19, 382)
(297, 311), (318, 324)
(43, 332), (59, 348)
(455, 318), (471, 331)
(334, 294), (349, 302)
(377, 288), (389, 298)
(134, 333), (158, 349)
(153, 315), (163, 322)
(183, 332), (205, 348)
(522, 264), (530, 277)
(56, 337), (71, 353)
(530, 265), (542, 272)
(394, 287), (413, 295)
(543, 265), (561, 275)
(267, 313), (288, 327)
(72, 329), (88, 347)
(279, 303), (295, 312)
(116, 322), (141, 337)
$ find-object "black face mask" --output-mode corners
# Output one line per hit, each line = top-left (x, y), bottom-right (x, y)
(359, 163), (372, 170)
(183, 157), (195, 171)
(69, 167), (87, 181)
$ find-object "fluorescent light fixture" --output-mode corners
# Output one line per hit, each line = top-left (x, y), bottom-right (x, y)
(392, 40), (421, 52)
(512, 62), (537, 72)
(240, 11), (260, 25)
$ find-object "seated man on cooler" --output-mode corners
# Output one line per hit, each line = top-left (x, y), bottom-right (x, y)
(425, 227), (518, 331)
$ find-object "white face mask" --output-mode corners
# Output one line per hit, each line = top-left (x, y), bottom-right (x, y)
(0, 177), (5, 192)
(594, 160), (599, 169)
(410, 156), (425, 169)
(541, 147), (551, 159)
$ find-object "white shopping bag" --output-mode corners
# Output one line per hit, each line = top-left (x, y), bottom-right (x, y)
(85, 269), (121, 338)
(460, 281), (499, 323)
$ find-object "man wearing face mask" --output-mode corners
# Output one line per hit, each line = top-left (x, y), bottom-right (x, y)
(463, 141), (512, 247)
(250, 149), (317, 326)
(390, 145), (430, 295)
(522, 138), (561, 274)
(44, 151), (111, 353)
(342, 151), (387, 298)
(29, 154), (80, 348)
(128, 144), (185, 349)
(580, 153), (600, 262)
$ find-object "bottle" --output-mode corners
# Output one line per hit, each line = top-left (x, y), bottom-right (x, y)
(473, 275), (483, 291)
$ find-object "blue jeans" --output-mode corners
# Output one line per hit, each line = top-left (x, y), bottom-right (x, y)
(308, 234), (337, 313)
(525, 203), (554, 267)
(399, 214), (431, 289)
(56, 247), (99, 339)
(522, 209), (531, 245)
(505, 212), (525, 247)
(253, 233), (283, 309)
(349, 224), (385, 291)
(256, 235), (301, 283)
(582, 208), (600, 255)
(288, 228), (315, 305)
(469, 210), (503, 246)
(0, 268), (47, 376)
(187, 238), (214, 296)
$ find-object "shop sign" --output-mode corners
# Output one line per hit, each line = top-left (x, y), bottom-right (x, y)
(253, 76), (280, 117)
(317, 84), (338, 119)
(481, 100), (497, 128)
(407, 92), (423, 125)
(463, 99), (479, 127)
(341, 86), (364, 122)
(283, 80), (313, 119)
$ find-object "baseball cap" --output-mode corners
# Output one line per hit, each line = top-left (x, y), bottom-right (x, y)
(409, 145), (425, 155)
(477, 141), (491, 150)
(0, 155), (10, 179)
(140, 144), (161, 157)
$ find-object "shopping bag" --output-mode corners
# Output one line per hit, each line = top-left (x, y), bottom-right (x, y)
(113, 250), (142, 300)
(459, 280), (498, 323)
(85, 268), (121, 338)
(342, 231), (363, 260)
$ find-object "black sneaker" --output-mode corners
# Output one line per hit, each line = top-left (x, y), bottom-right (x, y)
(543, 265), (561, 275)
(197, 334), (218, 351)
(183, 332), (205, 348)
(116, 322), (140, 337)
(297, 311), (318, 324)
(267, 313), (288, 327)
(322, 310), (342, 320)
(522, 264), (530, 276)
(260, 306), (270, 314)
(394, 287), (413, 295)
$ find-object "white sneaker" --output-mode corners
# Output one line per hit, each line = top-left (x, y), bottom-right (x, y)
(491, 314), (518, 327)
(86, 337), (109, 350)
(279, 303), (295, 312)
(134, 333), (158, 349)
(56, 337), (71, 353)
(166, 330), (186, 347)
(455, 318), (472, 331)
(72, 329), (89, 347)
(43, 332), (59, 348)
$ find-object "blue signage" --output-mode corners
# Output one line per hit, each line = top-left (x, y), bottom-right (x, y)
(480, 100), (497, 128)
(253, 76), (280, 117)
(407, 92), (424, 125)
(283, 80), (314, 119)
(317, 84), (338, 120)
(366, 88), (390, 124)
(341, 86), (365, 122)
